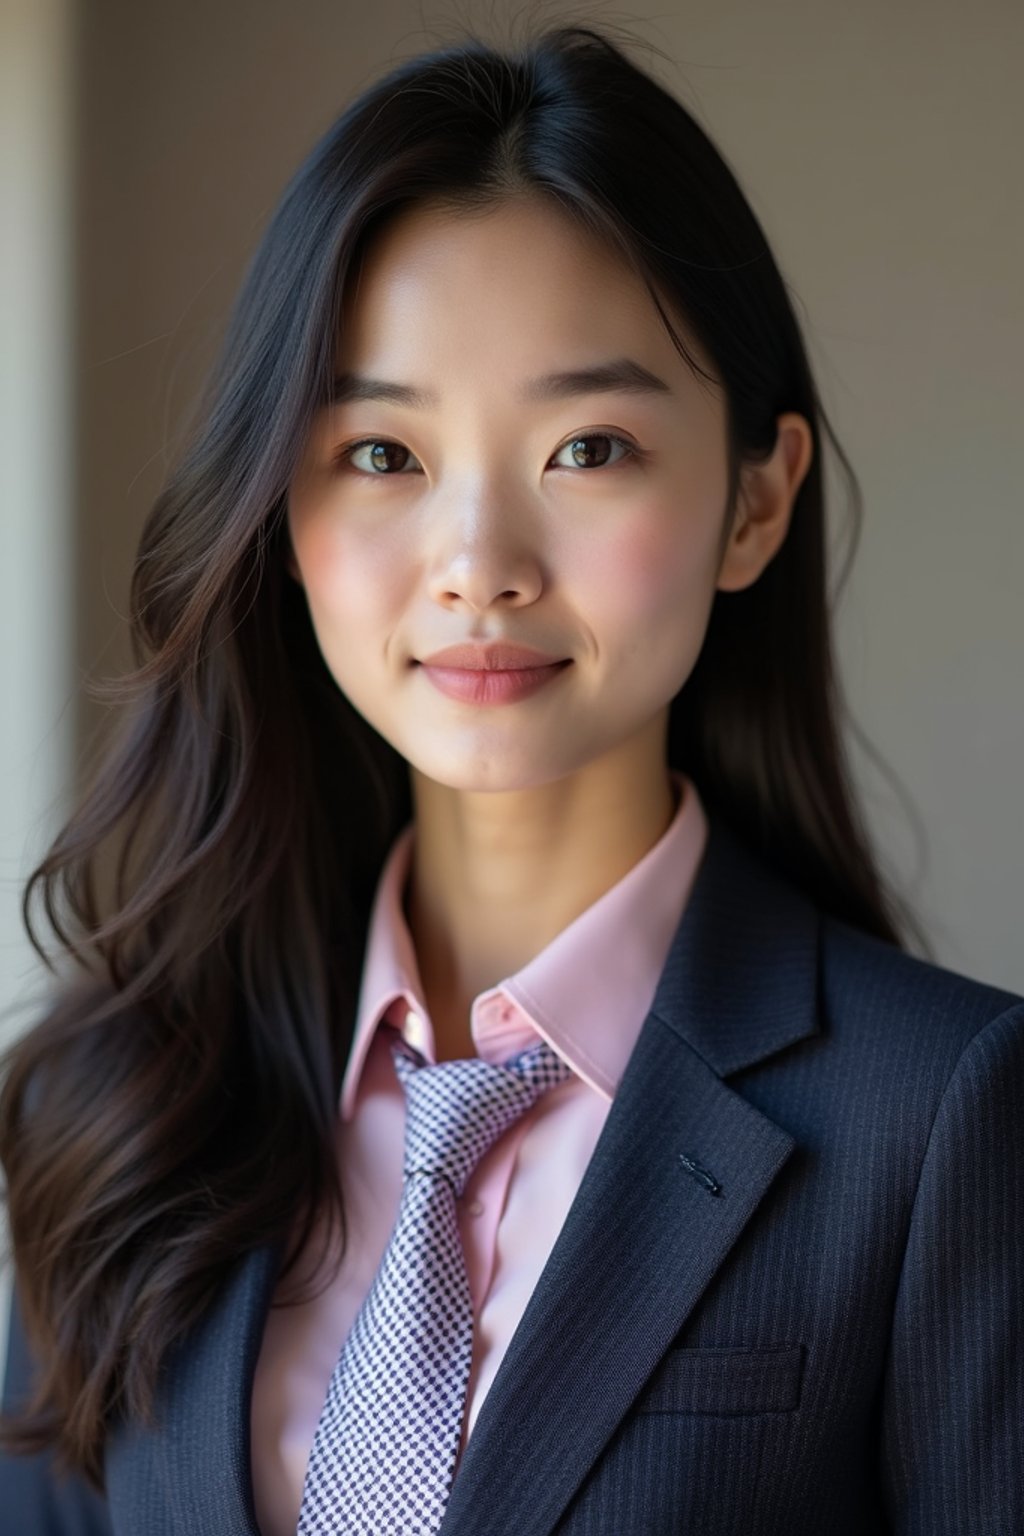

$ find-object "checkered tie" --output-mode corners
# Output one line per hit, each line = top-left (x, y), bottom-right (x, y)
(296, 1025), (574, 1534)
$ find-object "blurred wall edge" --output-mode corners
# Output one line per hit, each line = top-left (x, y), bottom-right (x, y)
(0, 0), (77, 1377)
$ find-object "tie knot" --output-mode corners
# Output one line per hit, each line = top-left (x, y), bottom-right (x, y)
(390, 1032), (574, 1199)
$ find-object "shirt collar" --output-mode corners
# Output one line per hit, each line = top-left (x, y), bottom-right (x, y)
(340, 769), (708, 1119)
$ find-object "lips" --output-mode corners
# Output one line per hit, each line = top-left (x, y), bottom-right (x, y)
(417, 641), (568, 671)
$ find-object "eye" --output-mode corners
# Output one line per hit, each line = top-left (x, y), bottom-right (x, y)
(338, 439), (421, 475)
(549, 431), (639, 471)
(334, 428), (643, 477)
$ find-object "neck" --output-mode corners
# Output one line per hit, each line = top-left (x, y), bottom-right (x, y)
(404, 733), (679, 1059)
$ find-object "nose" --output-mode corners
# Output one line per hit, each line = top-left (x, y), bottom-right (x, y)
(425, 489), (544, 613)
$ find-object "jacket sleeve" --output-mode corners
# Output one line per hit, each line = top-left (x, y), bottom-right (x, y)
(879, 999), (1024, 1533)
(0, 1282), (114, 1536)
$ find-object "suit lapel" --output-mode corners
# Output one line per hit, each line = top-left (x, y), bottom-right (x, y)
(437, 814), (821, 1536)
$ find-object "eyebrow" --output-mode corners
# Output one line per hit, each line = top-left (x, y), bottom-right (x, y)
(325, 356), (674, 409)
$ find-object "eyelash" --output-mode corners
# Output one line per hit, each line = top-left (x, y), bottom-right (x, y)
(331, 429), (645, 477)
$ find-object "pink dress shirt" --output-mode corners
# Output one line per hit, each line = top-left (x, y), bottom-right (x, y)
(250, 769), (708, 1536)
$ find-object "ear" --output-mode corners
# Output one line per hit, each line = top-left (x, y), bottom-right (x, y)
(716, 412), (814, 593)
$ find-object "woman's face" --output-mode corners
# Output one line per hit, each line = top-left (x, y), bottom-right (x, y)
(287, 196), (737, 794)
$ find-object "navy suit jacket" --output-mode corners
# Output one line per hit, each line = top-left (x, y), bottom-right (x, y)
(3, 813), (1023, 1534)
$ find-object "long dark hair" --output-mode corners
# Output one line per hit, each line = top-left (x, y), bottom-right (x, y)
(0, 19), (930, 1489)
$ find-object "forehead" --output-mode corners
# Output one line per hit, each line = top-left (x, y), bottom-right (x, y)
(346, 196), (632, 296)
(334, 196), (717, 390)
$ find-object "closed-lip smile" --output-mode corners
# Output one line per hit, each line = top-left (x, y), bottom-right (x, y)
(417, 642), (569, 671)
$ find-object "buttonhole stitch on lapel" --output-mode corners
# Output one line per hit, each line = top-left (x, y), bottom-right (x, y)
(679, 1152), (722, 1196)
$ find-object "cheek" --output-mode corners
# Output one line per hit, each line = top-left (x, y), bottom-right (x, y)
(576, 513), (716, 628)
(291, 512), (404, 640)
(569, 501), (723, 706)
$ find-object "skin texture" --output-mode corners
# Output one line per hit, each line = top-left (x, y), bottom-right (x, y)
(287, 196), (813, 1059)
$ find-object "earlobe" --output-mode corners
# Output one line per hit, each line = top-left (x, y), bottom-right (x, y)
(716, 412), (813, 593)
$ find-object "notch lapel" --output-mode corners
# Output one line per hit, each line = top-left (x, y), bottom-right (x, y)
(438, 814), (821, 1536)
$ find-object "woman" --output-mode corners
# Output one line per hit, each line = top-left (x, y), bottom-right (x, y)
(1, 21), (1021, 1536)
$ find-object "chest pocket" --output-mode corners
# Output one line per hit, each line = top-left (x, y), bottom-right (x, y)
(633, 1342), (805, 1416)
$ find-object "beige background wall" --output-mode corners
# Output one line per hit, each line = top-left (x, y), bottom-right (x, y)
(1, 0), (75, 1060)
(0, 0), (75, 1382)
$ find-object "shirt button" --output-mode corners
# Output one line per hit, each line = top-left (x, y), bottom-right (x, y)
(467, 1199), (484, 1218)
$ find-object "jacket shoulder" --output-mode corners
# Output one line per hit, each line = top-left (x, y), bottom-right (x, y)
(819, 912), (1023, 1066)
